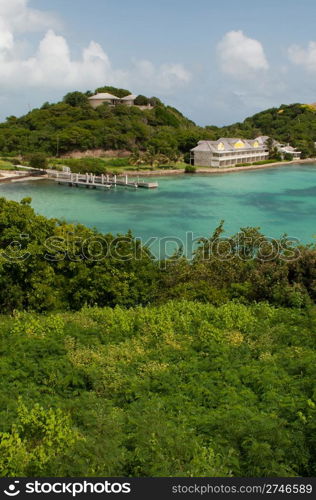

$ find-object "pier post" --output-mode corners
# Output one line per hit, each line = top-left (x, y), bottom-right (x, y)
(114, 175), (117, 185)
(125, 175), (128, 185)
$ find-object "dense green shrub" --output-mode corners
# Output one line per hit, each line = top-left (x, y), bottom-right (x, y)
(63, 92), (88, 107)
(0, 300), (315, 477)
(28, 152), (47, 169)
(1, 199), (316, 313)
(184, 164), (196, 173)
(134, 95), (149, 105)
(0, 198), (158, 312)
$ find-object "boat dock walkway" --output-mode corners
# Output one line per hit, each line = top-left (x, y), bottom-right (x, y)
(49, 172), (158, 190)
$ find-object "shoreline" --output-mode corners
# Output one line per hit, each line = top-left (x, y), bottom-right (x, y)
(120, 158), (316, 177)
(0, 159), (315, 185)
(0, 171), (48, 183)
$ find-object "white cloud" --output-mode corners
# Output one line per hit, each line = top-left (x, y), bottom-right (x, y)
(17, 30), (126, 88)
(131, 60), (191, 93)
(288, 42), (316, 73)
(0, 0), (190, 93)
(0, 17), (14, 51)
(0, 0), (60, 33)
(217, 30), (269, 79)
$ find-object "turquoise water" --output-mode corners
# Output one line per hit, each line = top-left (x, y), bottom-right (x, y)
(1, 164), (316, 255)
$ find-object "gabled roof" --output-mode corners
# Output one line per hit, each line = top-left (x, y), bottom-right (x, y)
(120, 94), (137, 100)
(279, 145), (301, 153)
(255, 135), (269, 140)
(191, 137), (267, 153)
(191, 141), (215, 152)
(88, 92), (119, 100)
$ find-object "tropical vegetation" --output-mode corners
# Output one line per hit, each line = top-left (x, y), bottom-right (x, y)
(1, 300), (316, 477)
(1, 87), (316, 163)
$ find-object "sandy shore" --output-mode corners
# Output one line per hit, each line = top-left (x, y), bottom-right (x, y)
(11, 175), (48, 182)
(0, 170), (48, 183)
(121, 158), (316, 177)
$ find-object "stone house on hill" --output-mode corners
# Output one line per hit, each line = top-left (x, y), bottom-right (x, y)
(88, 92), (152, 109)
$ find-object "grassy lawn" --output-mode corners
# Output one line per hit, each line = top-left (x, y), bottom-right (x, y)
(0, 159), (15, 170)
(48, 157), (186, 174)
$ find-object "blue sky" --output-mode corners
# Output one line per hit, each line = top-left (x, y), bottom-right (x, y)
(1, 0), (316, 125)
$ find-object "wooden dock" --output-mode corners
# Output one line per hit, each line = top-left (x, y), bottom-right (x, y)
(49, 172), (158, 190)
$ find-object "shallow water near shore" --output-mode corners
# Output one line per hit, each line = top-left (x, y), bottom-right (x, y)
(1, 163), (316, 256)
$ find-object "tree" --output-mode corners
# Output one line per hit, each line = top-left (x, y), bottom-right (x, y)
(63, 91), (88, 107)
(95, 86), (131, 98)
(149, 96), (162, 106)
(28, 152), (47, 169)
(266, 137), (274, 158)
(135, 95), (149, 106)
(283, 152), (294, 161)
(0, 401), (81, 476)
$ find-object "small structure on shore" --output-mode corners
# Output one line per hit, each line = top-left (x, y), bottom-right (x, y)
(276, 144), (301, 160)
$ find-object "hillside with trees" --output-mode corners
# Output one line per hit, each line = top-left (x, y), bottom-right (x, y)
(1, 86), (316, 161)
(1, 198), (316, 313)
(215, 103), (316, 158)
(0, 86), (201, 161)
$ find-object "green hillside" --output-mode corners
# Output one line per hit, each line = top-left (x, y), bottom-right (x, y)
(1, 90), (316, 159)
(0, 87), (200, 159)
(216, 103), (316, 157)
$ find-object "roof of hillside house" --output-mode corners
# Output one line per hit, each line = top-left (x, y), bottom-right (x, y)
(279, 145), (301, 153)
(88, 92), (119, 100)
(191, 137), (266, 153)
(120, 94), (137, 100)
(256, 135), (270, 144)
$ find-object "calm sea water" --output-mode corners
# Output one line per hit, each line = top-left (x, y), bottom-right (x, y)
(1, 164), (316, 256)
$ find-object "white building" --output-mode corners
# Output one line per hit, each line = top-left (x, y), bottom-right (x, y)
(256, 135), (301, 159)
(277, 144), (301, 159)
(120, 94), (137, 106)
(88, 92), (120, 108)
(88, 92), (156, 110)
(190, 137), (269, 167)
(88, 92), (138, 108)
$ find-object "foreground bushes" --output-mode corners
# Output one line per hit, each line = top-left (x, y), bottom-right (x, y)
(0, 301), (315, 476)
(1, 199), (316, 312)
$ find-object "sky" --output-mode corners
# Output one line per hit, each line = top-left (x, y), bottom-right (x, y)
(1, 0), (316, 125)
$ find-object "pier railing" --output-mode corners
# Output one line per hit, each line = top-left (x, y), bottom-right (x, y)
(47, 171), (158, 189)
